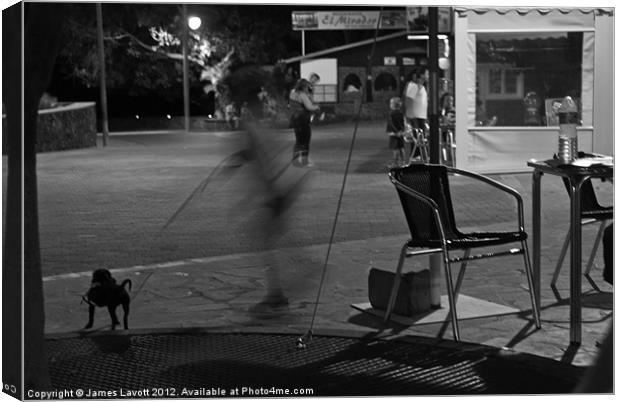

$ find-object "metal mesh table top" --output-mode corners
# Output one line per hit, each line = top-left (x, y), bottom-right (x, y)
(47, 329), (585, 396)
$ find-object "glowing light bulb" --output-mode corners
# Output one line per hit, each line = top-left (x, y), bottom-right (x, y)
(188, 16), (202, 30)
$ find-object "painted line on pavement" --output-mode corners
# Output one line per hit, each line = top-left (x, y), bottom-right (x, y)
(42, 252), (260, 282)
(42, 234), (405, 283)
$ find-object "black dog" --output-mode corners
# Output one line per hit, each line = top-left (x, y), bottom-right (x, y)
(83, 269), (132, 330)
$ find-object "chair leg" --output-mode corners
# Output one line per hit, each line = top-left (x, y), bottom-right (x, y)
(408, 143), (418, 163)
(552, 220), (606, 291)
(420, 137), (429, 163)
(442, 249), (460, 341)
(550, 229), (571, 288)
(522, 240), (541, 328)
(585, 220), (606, 276)
(453, 249), (470, 303)
(450, 145), (456, 167)
(584, 220), (607, 290)
(448, 131), (456, 166)
(384, 243), (408, 323)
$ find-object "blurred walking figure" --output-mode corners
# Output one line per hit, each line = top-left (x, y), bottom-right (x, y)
(289, 77), (320, 167)
(386, 97), (406, 167)
(222, 65), (310, 316)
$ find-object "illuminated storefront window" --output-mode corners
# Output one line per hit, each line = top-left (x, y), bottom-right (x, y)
(475, 32), (587, 127)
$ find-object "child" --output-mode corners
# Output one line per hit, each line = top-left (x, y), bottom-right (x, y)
(386, 97), (406, 167)
(225, 103), (238, 130)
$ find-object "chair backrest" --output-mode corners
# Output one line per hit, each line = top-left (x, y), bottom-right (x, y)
(390, 164), (459, 242)
(561, 177), (606, 213)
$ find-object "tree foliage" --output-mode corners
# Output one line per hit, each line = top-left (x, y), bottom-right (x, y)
(54, 3), (300, 100)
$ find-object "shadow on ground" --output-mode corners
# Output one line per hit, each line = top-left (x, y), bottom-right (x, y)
(47, 329), (585, 396)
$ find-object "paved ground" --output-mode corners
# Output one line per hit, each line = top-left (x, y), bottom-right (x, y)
(4, 120), (613, 370)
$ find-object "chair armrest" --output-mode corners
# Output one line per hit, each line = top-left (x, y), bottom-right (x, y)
(445, 166), (526, 232)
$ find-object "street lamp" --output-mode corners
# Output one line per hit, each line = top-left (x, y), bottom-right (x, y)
(182, 8), (202, 132)
(188, 16), (202, 30)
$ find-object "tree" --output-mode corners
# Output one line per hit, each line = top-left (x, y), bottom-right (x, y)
(3, 4), (24, 394)
(3, 2), (68, 391)
(53, 4), (300, 101)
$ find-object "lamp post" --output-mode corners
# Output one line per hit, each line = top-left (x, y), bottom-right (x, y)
(182, 7), (201, 133)
(182, 5), (190, 132)
(96, 3), (108, 146)
(427, 7), (444, 309)
(428, 7), (440, 164)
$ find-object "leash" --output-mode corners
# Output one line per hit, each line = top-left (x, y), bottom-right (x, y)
(129, 271), (153, 301)
(297, 8), (384, 349)
(81, 293), (95, 307)
(158, 150), (249, 234)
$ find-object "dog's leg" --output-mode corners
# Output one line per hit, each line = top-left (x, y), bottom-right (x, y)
(84, 305), (95, 329)
(122, 301), (130, 330)
(108, 305), (120, 330)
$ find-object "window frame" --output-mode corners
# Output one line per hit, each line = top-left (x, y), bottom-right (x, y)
(477, 63), (524, 101)
(312, 84), (337, 103)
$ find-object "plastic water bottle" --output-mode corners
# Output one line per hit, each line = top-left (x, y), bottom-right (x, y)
(557, 96), (579, 164)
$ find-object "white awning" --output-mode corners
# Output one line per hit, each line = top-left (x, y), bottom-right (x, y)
(452, 6), (614, 173)
(454, 7), (613, 32)
(455, 8), (613, 16)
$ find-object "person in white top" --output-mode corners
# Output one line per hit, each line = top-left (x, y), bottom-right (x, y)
(403, 67), (429, 158)
(403, 66), (429, 126)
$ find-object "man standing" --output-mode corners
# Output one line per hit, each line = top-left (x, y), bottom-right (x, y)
(307, 72), (321, 97)
(403, 67), (429, 159)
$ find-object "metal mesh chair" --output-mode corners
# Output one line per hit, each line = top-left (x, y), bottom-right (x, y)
(550, 178), (613, 292)
(441, 129), (457, 167)
(387, 164), (541, 341)
(408, 128), (429, 163)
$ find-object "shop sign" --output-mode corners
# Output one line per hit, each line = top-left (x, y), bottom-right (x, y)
(384, 57), (397, 66)
(406, 7), (453, 33)
(292, 10), (407, 30)
(402, 57), (416, 66)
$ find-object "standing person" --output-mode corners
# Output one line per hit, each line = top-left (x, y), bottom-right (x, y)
(403, 67), (429, 159)
(439, 93), (455, 131)
(283, 67), (297, 98)
(306, 73), (324, 123)
(574, 222), (613, 393)
(602, 223), (613, 285)
(386, 97), (406, 167)
(307, 72), (321, 97)
(289, 78), (320, 167)
(224, 102), (238, 130)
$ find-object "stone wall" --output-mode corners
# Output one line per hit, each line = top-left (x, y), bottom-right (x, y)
(36, 102), (97, 152)
(2, 102), (98, 154)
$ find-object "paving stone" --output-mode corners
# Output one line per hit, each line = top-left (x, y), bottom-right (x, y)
(25, 122), (613, 370)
